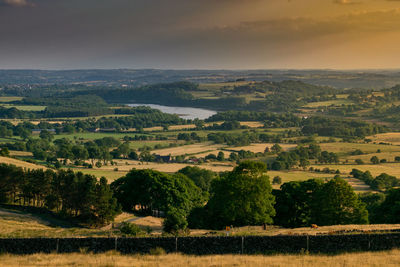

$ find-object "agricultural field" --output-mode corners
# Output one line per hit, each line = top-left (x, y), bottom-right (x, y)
(226, 143), (297, 153)
(0, 156), (46, 170)
(367, 132), (400, 145)
(303, 99), (353, 108)
(0, 96), (23, 102)
(0, 104), (46, 111)
(319, 142), (400, 156)
(152, 142), (225, 156)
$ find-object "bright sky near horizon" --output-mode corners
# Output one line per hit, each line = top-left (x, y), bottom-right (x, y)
(0, 0), (400, 69)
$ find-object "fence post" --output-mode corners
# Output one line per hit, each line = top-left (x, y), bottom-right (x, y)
(368, 234), (371, 250)
(306, 235), (309, 253)
(175, 237), (178, 253)
(115, 237), (118, 251)
(56, 238), (59, 254)
(241, 236), (244, 254)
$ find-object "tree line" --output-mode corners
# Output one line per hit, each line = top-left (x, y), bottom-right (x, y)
(0, 164), (120, 226)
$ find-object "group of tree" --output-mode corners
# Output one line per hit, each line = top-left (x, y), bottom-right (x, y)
(351, 169), (399, 191)
(111, 168), (207, 233)
(0, 164), (120, 226)
(270, 144), (339, 170)
(273, 177), (368, 228)
(301, 117), (386, 138)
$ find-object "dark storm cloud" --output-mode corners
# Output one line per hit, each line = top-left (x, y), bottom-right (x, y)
(0, 0), (399, 69)
(0, 0), (34, 7)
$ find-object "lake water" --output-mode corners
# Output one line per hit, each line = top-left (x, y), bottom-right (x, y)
(127, 104), (217, 120)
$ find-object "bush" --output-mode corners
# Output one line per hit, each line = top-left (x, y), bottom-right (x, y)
(272, 176), (282, 185)
(149, 247), (166, 255)
(163, 208), (188, 234)
(355, 159), (364, 165)
(119, 222), (143, 236)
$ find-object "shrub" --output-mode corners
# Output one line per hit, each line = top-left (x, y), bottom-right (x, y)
(163, 207), (188, 234)
(119, 222), (143, 236)
(149, 247), (166, 255)
(272, 176), (283, 185)
(355, 159), (364, 165)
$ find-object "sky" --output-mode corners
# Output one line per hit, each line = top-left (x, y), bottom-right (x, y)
(0, 0), (400, 69)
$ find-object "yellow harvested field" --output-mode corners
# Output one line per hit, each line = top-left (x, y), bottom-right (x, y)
(152, 142), (224, 156)
(3, 250), (400, 267)
(240, 121), (264, 128)
(227, 143), (296, 153)
(310, 163), (400, 177)
(367, 132), (400, 145)
(0, 156), (46, 170)
(29, 120), (64, 125)
(8, 150), (33, 157)
(169, 124), (196, 130)
(193, 150), (227, 158)
(93, 159), (234, 175)
(126, 162), (233, 173)
(140, 124), (196, 131)
(128, 216), (163, 231)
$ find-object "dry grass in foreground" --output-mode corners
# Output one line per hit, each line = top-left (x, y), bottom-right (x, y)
(1, 250), (400, 267)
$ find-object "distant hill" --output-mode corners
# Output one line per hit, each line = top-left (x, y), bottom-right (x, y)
(1, 69), (400, 89)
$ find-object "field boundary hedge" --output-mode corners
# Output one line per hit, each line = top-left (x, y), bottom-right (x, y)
(2, 233), (400, 255)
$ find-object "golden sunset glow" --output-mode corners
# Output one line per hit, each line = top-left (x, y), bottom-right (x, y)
(0, 0), (399, 69)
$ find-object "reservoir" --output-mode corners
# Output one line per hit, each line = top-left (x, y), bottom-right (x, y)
(127, 104), (217, 120)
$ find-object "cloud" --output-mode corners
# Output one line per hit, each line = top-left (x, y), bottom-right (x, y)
(0, 0), (34, 7)
(333, 0), (360, 5)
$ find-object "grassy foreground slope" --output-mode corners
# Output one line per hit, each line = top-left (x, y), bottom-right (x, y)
(3, 206), (400, 238)
(1, 250), (400, 267)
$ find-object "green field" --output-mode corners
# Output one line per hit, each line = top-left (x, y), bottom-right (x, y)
(65, 167), (126, 181)
(303, 99), (353, 108)
(0, 96), (23, 103)
(54, 132), (136, 141)
(0, 104), (46, 111)
(319, 142), (400, 156)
